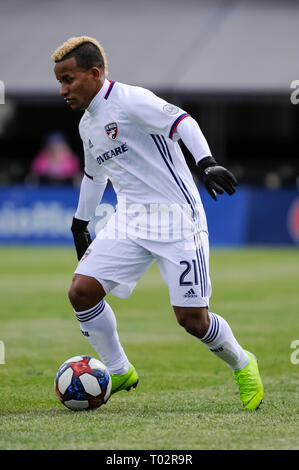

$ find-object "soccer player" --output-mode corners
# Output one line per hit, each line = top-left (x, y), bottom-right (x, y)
(52, 36), (263, 410)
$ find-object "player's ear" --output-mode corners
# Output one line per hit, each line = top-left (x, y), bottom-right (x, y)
(89, 66), (102, 81)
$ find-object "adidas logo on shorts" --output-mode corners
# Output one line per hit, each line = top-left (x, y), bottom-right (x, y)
(184, 288), (197, 298)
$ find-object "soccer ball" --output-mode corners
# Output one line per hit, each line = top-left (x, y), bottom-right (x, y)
(54, 355), (112, 411)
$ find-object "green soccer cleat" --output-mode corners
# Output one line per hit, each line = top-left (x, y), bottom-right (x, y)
(233, 350), (264, 410)
(110, 363), (139, 395)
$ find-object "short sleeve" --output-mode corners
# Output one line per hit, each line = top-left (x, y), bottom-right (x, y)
(123, 86), (190, 140)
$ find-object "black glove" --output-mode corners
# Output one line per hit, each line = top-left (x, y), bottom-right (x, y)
(197, 156), (237, 201)
(71, 217), (92, 261)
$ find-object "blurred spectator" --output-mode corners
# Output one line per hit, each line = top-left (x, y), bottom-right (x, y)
(28, 132), (81, 185)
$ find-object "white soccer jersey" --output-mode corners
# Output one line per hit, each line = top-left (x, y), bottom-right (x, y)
(79, 79), (209, 240)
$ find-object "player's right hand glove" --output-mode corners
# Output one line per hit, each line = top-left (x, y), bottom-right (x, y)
(71, 217), (92, 261)
(197, 156), (237, 201)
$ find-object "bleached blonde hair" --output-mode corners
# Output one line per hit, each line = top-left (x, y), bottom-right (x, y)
(51, 36), (108, 76)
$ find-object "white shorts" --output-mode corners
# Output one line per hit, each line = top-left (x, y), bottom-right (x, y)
(74, 230), (212, 307)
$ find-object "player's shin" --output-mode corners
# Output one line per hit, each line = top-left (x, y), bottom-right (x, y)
(200, 312), (249, 371)
(74, 300), (130, 375)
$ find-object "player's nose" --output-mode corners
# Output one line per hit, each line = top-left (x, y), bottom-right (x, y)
(60, 83), (69, 97)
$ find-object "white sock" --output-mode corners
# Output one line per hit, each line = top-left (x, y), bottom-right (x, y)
(200, 312), (249, 371)
(74, 300), (130, 375)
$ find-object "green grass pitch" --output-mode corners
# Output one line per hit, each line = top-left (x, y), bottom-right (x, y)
(0, 246), (298, 450)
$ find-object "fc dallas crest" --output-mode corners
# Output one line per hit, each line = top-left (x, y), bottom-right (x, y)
(105, 122), (118, 140)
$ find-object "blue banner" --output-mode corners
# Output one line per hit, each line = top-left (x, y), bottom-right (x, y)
(246, 187), (299, 245)
(0, 185), (116, 244)
(0, 185), (298, 245)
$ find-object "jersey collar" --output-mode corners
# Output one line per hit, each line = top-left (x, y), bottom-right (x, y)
(86, 79), (110, 114)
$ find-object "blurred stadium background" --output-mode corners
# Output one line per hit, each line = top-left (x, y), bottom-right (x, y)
(0, 0), (299, 245)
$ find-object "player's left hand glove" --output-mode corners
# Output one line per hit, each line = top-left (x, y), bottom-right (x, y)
(71, 217), (92, 261)
(197, 156), (237, 201)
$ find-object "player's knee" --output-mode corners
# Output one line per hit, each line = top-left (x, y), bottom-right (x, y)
(68, 281), (85, 307)
(68, 275), (105, 311)
(173, 306), (210, 339)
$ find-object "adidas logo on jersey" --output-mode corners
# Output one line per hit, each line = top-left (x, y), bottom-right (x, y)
(184, 288), (197, 298)
(88, 139), (94, 149)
